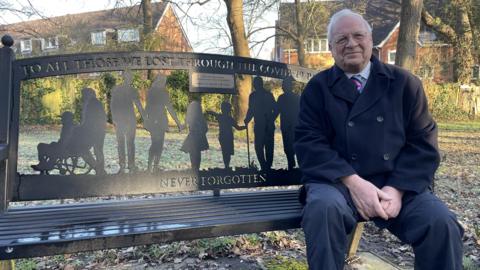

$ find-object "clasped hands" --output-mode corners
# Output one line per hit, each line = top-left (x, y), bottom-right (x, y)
(342, 174), (403, 221)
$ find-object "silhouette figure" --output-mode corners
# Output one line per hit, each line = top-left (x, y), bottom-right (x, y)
(31, 111), (75, 173)
(207, 102), (246, 169)
(144, 75), (183, 173)
(69, 88), (107, 174)
(110, 70), (146, 173)
(244, 77), (277, 171)
(274, 77), (300, 170)
(181, 100), (209, 171)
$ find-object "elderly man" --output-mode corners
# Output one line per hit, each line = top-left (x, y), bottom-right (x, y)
(295, 9), (463, 270)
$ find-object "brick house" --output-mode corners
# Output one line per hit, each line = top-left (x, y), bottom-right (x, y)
(274, 0), (454, 82)
(0, 1), (193, 57)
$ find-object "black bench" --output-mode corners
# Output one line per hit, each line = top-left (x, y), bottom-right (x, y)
(0, 35), (363, 265)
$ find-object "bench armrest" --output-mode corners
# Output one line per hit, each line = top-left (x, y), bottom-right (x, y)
(0, 144), (7, 161)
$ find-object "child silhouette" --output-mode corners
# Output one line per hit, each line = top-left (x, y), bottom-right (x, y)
(207, 102), (246, 169)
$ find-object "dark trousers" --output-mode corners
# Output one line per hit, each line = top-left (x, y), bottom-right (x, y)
(302, 183), (464, 270)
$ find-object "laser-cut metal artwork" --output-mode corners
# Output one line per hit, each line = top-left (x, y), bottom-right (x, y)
(21, 51), (311, 193)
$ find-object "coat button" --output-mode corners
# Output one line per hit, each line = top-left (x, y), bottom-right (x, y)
(347, 121), (355, 127)
(351, 154), (358, 160)
(383, 153), (390, 161)
(376, 116), (384, 122)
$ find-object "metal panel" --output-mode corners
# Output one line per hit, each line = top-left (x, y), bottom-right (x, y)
(15, 170), (302, 201)
(13, 51), (315, 83)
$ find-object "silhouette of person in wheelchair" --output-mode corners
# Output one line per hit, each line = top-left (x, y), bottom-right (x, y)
(31, 111), (76, 174)
(32, 88), (107, 175)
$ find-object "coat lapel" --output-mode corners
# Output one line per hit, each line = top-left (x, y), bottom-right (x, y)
(348, 73), (388, 119)
(328, 65), (359, 104)
(348, 57), (393, 119)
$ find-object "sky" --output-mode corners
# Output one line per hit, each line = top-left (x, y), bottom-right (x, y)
(1, 0), (277, 60)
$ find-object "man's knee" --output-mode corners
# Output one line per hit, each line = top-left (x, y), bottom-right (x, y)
(397, 194), (464, 245)
(426, 206), (464, 239)
(303, 184), (353, 225)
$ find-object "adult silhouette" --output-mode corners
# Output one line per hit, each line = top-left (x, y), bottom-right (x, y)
(110, 70), (145, 173)
(274, 77), (300, 170)
(144, 75), (183, 173)
(181, 100), (209, 171)
(244, 77), (277, 171)
(69, 88), (107, 174)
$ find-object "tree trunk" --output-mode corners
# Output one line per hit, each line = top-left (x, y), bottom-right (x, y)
(142, 0), (153, 81)
(142, 0), (153, 39)
(225, 0), (252, 123)
(294, 0), (307, 67)
(396, 0), (423, 71)
(454, 0), (474, 84)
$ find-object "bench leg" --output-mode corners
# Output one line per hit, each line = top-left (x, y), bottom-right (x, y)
(0, 260), (15, 270)
(346, 222), (364, 262)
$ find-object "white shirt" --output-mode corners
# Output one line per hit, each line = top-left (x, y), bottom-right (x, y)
(345, 61), (371, 86)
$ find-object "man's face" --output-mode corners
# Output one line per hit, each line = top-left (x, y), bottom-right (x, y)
(329, 15), (373, 73)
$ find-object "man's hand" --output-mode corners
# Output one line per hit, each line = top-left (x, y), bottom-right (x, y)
(380, 186), (404, 219)
(342, 174), (392, 221)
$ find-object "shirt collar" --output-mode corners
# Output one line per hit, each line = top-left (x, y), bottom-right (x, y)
(345, 61), (371, 80)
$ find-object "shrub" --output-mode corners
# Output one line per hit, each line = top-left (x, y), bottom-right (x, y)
(423, 82), (470, 121)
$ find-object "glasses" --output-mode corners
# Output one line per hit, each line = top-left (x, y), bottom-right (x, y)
(332, 31), (369, 46)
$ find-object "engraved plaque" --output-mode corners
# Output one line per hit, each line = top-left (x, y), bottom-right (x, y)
(190, 72), (236, 93)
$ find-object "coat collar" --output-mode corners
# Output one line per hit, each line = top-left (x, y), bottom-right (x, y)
(327, 55), (394, 118)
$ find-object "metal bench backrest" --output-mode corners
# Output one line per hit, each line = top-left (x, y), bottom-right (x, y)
(0, 35), (316, 211)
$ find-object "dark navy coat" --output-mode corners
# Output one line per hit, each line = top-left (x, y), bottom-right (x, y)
(294, 56), (440, 194)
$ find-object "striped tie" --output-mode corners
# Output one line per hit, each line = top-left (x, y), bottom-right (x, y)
(350, 75), (364, 93)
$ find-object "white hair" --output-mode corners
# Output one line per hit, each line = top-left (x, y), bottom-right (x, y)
(327, 9), (372, 42)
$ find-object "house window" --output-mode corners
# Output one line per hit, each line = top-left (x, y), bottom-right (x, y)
(419, 31), (437, 44)
(304, 40), (311, 52)
(304, 38), (329, 53)
(387, 50), (396, 65)
(320, 39), (328, 52)
(118, 28), (140, 42)
(418, 65), (434, 79)
(441, 62), (450, 77)
(42, 37), (59, 50)
(20, 39), (32, 53)
(472, 65), (480, 80)
(91, 31), (106, 45)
